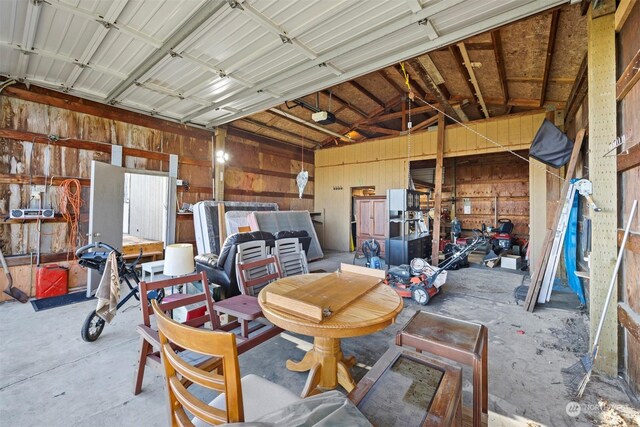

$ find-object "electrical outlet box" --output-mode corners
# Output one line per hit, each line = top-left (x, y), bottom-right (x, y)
(32, 185), (46, 193)
(177, 179), (184, 186)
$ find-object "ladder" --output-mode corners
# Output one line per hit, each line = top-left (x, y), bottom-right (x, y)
(409, 175), (429, 234)
(538, 179), (600, 303)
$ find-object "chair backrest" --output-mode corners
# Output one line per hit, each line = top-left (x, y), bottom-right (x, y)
(151, 299), (244, 425)
(340, 263), (386, 279)
(237, 255), (282, 296)
(277, 251), (309, 277)
(139, 271), (218, 329)
(273, 237), (302, 257)
(236, 240), (269, 283)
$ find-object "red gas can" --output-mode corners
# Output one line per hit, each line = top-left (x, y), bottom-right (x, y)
(36, 265), (69, 299)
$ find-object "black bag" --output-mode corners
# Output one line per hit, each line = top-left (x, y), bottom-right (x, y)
(529, 119), (574, 168)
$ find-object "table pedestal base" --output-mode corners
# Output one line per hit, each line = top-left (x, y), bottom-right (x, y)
(286, 336), (357, 397)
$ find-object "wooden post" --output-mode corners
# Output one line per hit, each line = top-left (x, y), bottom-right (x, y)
(431, 112), (445, 266)
(215, 127), (227, 201)
(587, 2), (618, 375)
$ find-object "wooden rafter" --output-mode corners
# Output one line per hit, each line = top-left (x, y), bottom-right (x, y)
(240, 117), (321, 147)
(410, 114), (439, 132)
(320, 95), (403, 146)
(363, 104), (437, 124)
(448, 46), (476, 100)
(615, 0), (637, 31)
(356, 124), (400, 135)
(322, 90), (368, 118)
(616, 48), (640, 101)
(349, 80), (386, 108)
(540, 10), (561, 107)
(491, 30), (509, 106)
(407, 58), (461, 121)
(378, 70), (407, 96)
(565, 53), (588, 122)
(456, 43), (489, 118)
(393, 64), (429, 101)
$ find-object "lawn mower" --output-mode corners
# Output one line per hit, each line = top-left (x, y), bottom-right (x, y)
(76, 241), (163, 342)
(385, 229), (487, 305)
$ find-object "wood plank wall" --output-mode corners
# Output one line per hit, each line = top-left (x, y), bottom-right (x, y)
(224, 128), (314, 211)
(451, 152), (530, 236)
(315, 110), (545, 251)
(617, 0), (640, 394)
(0, 91), (214, 300)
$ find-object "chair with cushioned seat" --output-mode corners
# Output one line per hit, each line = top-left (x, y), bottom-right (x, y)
(151, 299), (301, 425)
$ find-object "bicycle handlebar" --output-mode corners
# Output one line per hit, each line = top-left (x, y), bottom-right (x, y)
(75, 241), (119, 257)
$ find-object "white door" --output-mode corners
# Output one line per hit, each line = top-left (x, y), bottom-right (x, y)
(87, 161), (125, 296)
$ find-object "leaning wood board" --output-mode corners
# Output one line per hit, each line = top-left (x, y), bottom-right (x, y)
(264, 272), (382, 323)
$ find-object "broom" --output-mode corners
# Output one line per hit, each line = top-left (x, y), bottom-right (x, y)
(564, 199), (637, 398)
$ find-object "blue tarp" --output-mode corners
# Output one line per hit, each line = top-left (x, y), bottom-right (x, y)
(564, 179), (586, 305)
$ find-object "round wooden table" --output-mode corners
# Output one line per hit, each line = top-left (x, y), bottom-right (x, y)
(258, 272), (403, 397)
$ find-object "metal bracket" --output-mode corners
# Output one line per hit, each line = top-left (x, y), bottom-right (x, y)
(575, 179), (602, 212)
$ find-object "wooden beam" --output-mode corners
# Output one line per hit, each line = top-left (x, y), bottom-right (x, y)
(240, 118), (320, 146)
(225, 188), (313, 200)
(456, 43), (489, 118)
(618, 142), (640, 172)
(355, 124), (400, 136)
(349, 81), (386, 108)
(618, 302), (640, 343)
(565, 53), (589, 123)
(226, 165), (314, 182)
(322, 91), (369, 118)
(617, 48), (640, 101)
(320, 95), (403, 146)
(587, 6), (618, 375)
(0, 128), (211, 167)
(431, 112), (445, 266)
(364, 104), (436, 124)
(615, 0), (637, 31)
(1, 84), (213, 140)
(412, 179), (435, 189)
(448, 45), (477, 101)
(226, 127), (315, 159)
(618, 229), (640, 253)
(410, 114), (439, 132)
(407, 58), (461, 122)
(0, 174), (90, 187)
(393, 64), (429, 101)
(540, 10), (561, 107)
(463, 42), (495, 51)
(491, 30), (509, 105)
(378, 70), (407, 97)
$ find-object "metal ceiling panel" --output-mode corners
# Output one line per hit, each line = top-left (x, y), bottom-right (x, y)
(116, 0), (209, 42)
(1, 0), (571, 131)
(297, 2), (410, 53)
(73, 68), (122, 96)
(0, 0), (26, 44)
(89, 32), (156, 75)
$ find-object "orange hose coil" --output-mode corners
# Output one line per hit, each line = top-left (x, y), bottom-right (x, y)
(57, 179), (83, 258)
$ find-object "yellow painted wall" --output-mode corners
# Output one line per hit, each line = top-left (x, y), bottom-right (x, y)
(315, 111), (546, 251)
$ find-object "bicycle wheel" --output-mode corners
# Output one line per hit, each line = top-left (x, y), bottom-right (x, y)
(81, 310), (106, 342)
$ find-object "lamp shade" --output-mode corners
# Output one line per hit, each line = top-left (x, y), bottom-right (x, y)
(164, 244), (195, 276)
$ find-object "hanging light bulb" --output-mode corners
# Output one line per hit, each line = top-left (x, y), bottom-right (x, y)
(216, 150), (229, 163)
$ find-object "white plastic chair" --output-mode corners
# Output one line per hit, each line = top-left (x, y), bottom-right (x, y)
(273, 238), (309, 277)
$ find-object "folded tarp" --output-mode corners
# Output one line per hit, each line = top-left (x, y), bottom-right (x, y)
(248, 211), (324, 260)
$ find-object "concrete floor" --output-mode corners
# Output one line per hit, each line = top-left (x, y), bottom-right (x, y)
(1, 251), (638, 426)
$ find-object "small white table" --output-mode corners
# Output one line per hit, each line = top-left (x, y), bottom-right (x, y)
(140, 260), (165, 282)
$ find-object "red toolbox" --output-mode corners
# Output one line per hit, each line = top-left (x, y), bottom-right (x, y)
(36, 265), (69, 299)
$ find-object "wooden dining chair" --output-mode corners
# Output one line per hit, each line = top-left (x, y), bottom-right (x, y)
(134, 271), (222, 395)
(340, 262), (386, 279)
(214, 255), (283, 345)
(151, 299), (301, 426)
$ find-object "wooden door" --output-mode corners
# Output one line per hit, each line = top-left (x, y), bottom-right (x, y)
(355, 197), (387, 256)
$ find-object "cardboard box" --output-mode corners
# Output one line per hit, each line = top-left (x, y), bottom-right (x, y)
(501, 255), (522, 270)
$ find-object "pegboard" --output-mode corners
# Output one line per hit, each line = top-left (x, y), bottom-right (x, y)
(587, 8), (618, 376)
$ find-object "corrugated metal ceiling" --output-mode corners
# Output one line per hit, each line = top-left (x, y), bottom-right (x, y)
(1, 0), (570, 129)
